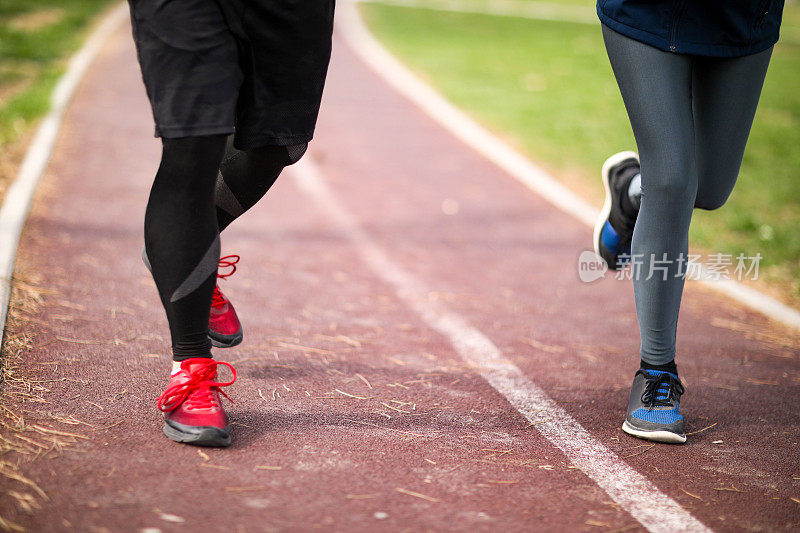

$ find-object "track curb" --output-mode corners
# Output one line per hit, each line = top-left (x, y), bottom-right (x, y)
(338, 0), (800, 332)
(0, 2), (129, 346)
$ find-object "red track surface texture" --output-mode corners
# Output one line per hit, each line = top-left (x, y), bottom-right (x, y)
(1, 20), (799, 533)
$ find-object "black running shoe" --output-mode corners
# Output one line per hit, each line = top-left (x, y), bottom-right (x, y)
(593, 152), (640, 270)
(622, 368), (686, 444)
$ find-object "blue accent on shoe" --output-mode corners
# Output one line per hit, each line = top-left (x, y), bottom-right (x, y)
(601, 221), (620, 250)
(631, 406), (684, 425)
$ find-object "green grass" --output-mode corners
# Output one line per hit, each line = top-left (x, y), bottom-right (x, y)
(0, 0), (116, 150)
(361, 2), (800, 299)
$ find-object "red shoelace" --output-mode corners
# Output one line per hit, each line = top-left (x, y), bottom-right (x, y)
(210, 255), (239, 309)
(156, 359), (237, 412)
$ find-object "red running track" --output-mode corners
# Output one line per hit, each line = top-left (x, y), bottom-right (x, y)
(0, 16), (798, 532)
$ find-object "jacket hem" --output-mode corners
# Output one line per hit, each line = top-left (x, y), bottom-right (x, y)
(597, 9), (780, 58)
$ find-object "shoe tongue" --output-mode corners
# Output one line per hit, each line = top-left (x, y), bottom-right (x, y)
(180, 359), (217, 378)
(210, 302), (228, 314)
(645, 369), (677, 379)
(641, 369), (678, 403)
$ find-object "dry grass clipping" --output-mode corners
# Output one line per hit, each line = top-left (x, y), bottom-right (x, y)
(0, 273), (87, 528)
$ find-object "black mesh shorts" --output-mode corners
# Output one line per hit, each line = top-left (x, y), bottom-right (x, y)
(128, 0), (334, 149)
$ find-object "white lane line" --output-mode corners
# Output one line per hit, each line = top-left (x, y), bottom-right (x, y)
(336, 0), (800, 332)
(356, 0), (597, 24)
(291, 157), (710, 533)
(338, 0), (597, 228)
(0, 3), (129, 338)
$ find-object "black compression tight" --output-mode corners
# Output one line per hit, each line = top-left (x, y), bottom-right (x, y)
(215, 137), (307, 231)
(144, 135), (307, 361)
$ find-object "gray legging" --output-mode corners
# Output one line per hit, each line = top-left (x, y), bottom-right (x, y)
(602, 25), (773, 364)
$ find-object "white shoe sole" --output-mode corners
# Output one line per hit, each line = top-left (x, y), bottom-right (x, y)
(622, 420), (687, 444)
(592, 151), (639, 259)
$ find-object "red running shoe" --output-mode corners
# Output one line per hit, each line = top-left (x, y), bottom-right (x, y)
(142, 249), (244, 348)
(156, 358), (237, 447)
(209, 255), (243, 348)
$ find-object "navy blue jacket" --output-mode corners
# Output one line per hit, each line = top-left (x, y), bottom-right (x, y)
(597, 0), (784, 57)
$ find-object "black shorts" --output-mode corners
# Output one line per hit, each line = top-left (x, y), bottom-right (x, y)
(128, 0), (334, 149)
